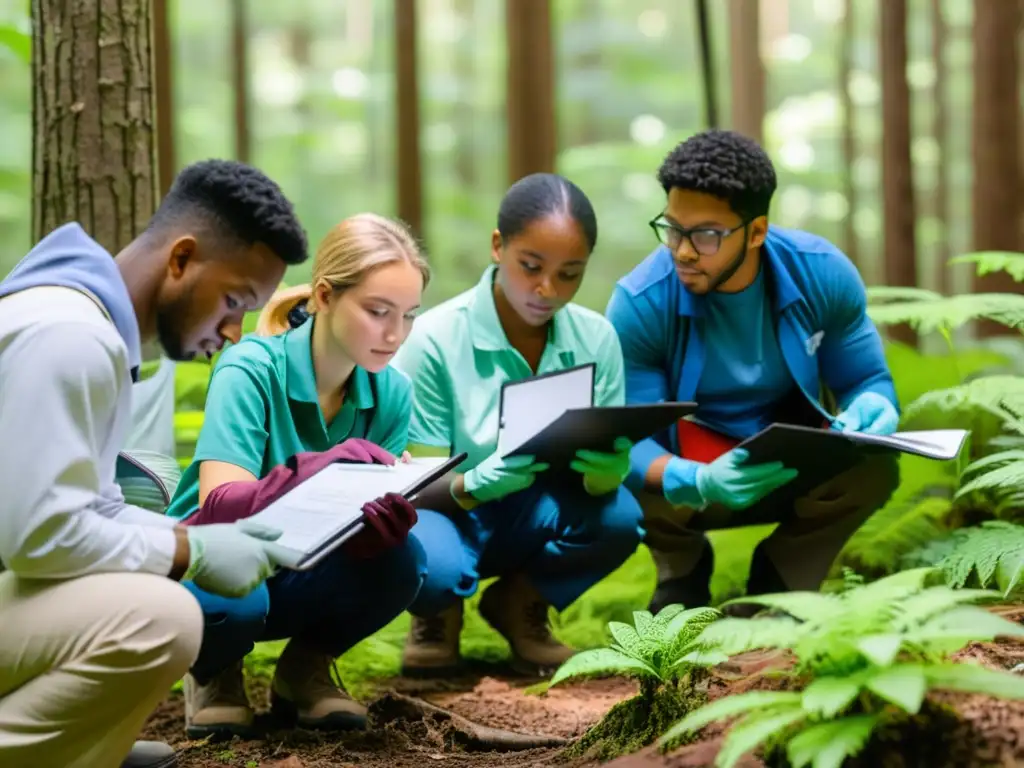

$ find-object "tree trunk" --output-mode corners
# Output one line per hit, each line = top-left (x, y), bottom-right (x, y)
(930, 0), (949, 295)
(972, 0), (1022, 337)
(839, 0), (858, 271)
(506, 0), (555, 182)
(231, 0), (250, 164)
(879, 0), (917, 346)
(395, 0), (423, 237)
(728, 0), (764, 144)
(31, 0), (158, 252)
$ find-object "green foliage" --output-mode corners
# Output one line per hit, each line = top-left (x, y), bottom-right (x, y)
(550, 604), (726, 687)
(0, 23), (29, 64)
(956, 449), (1024, 514)
(660, 569), (1024, 768)
(930, 520), (1024, 597)
(948, 251), (1024, 282)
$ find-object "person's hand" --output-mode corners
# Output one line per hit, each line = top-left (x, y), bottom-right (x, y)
(344, 492), (418, 559)
(184, 521), (283, 598)
(400, 451), (412, 463)
(832, 392), (899, 436)
(662, 449), (798, 511)
(571, 437), (632, 496)
(463, 452), (549, 503)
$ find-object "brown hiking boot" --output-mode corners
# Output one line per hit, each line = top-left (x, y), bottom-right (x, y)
(400, 601), (464, 677)
(478, 574), (577, 675)
(183, 662), (254, 739)
(270, 641), (367, 731)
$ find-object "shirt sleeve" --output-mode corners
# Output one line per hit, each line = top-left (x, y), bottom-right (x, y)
(593, 324), (626, 408)
(96, 481), (179, 529)
(191, 363), (271, 477)
(392, 331), (454, 449)
(605, 284), (675, 488)
(372, 371), (413, 456)
(0, 323), (177, 578)
(817, 254), (899, 412)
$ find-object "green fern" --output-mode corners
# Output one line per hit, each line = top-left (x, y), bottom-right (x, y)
(955, 450), (1024, 514)
(935, 520), (1024, 597)
(660, 569), (1024, 768)
(948, 251), (1024, 282)
(549, 604), (726, 687)
(901, 374), (1024, 448)
(866, 293), (1024, 336)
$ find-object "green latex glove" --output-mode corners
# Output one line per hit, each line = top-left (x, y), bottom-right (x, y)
(693, 448), (799, 510)
(184, 521), (283, 598)
(463, 452), (550, 503)
(571, 436), (633, 496)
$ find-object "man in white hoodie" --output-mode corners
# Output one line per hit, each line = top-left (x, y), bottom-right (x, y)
(0, 160), (308, 768)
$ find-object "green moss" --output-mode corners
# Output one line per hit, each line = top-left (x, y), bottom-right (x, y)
(559, 678), (706, 762)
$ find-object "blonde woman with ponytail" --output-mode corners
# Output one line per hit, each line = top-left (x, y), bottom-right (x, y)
(164, 213), (430, 739)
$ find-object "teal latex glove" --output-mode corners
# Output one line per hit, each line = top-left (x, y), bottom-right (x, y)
(663, 448), (798, 510)
(184, 521), (283, 598)
(571, 437), (633, 496)
(463, 452), (550, 503)
(832, 391), (899, 436)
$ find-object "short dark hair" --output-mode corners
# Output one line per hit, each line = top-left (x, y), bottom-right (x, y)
(497, 172), (598, 252)
(656, 129), (777, 221)
(148, 159), (308, 265)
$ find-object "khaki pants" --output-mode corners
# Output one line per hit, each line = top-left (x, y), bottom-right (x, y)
(642, 454), (900, 593)
(0, 572), (203, 768)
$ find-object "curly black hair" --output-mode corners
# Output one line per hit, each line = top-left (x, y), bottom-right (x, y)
(147, 159), (308, 265)
(656, 129), (777, 221)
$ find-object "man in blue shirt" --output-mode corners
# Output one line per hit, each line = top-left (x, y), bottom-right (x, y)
(606, 130), (900, 613)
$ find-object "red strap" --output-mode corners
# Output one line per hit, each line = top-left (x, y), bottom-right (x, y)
(676, 419), (741, 463)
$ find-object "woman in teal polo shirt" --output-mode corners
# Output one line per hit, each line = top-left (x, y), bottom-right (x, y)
(392, 173), (645, 677)
(164, 213), (430, 738)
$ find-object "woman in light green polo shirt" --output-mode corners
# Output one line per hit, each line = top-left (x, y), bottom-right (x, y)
(163, 214), (429, 738)
(392, 173), (645, 677)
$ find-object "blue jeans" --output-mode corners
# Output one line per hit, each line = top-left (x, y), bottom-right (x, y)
(409, 482), (644, 616)
(182, 537), (426, 683)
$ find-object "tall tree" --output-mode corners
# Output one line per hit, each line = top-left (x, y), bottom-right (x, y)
(972, 0), (1022, 336)
(838, 0), (858, 271)
(930, 0), (949, 294)
(879, 0), (917, 346)
(506, 0), (555, 182)
(727, 0), (764, 143)
(31, 0), (158, 249)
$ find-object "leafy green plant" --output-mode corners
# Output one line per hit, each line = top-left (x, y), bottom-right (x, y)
(550, 605), (725, 759)
(916, 520), (1024, 599)
(660, 568), (1024, 768)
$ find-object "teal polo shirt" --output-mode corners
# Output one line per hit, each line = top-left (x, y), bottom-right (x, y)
(165, 316), (412, 520)
(391, 265), (626, 474)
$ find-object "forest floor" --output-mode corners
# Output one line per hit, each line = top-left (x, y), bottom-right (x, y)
(141, 611), (1024, 768)
(139, 519), (1024, 768)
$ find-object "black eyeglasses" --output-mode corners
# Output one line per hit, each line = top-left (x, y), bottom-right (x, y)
(648, 215), (750, 257)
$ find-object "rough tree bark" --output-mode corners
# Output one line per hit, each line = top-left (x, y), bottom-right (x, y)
(31, 0), (158, 252)
(506, 0), (555, 182)
(972, 0), (1022, 337)
(879, 0), (917, 347)
(930, 0), (949, 294)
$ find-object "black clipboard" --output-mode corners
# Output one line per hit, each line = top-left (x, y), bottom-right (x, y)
(504, 402), (698, 467)
(284, 451), (468, 571)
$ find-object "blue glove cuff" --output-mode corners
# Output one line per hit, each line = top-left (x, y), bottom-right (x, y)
(663, 457), (705, 508)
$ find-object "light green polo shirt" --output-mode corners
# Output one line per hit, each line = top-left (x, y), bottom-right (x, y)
(391, 265), (625, 474)
(165, 316), (412, 520)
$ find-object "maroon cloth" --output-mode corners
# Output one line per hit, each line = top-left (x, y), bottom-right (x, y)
(182, 439), (419, 558)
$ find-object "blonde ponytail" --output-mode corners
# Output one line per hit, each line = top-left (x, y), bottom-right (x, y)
(254, 213), (429, 338)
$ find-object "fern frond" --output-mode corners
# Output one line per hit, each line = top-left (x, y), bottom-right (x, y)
(866, 286), (944, 303)
(548, 648), (659, 686)
(839, 494), (956, 577)
(659, 691), (803, 747)
(924, 660), (1024, 699)
(949, 251), (1024, 282)
(694, 616), (803, 657)
(956, 453), (1024, 512)
(936, 520), (1024, 595)
(867, 293), (1024, 336)
(902, 374), (1024, 444)
(715, 706), (808, 768)
(785, 715), (880, 768)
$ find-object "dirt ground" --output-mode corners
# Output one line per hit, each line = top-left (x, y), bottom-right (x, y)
(142, 608), (1024, 768)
